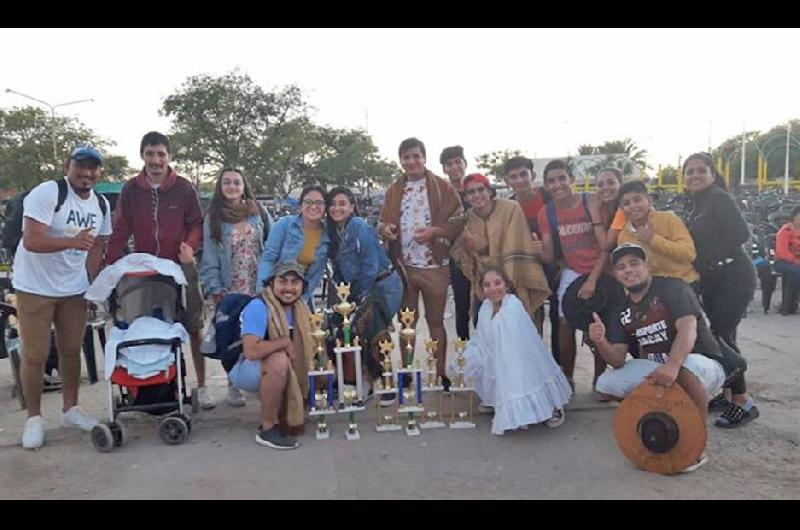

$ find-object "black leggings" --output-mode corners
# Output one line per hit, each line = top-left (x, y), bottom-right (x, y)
(450, 262), (472, 340)
(697, 257), (756, 395)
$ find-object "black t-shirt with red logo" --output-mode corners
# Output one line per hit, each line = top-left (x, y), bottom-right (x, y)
(606, 277), (722, 364)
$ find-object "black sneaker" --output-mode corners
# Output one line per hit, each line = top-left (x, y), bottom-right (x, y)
(707, 393), (730, 413)
(715, 402), (760, 429)
(441, 376), (452, 395)
(255, 425), (300, 450)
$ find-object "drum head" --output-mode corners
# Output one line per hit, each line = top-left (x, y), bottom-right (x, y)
(613, 381), (707, 475)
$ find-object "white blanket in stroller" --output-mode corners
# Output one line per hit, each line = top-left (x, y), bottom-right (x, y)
(104, 317), (190, 380)
(85, 253), (188, 306)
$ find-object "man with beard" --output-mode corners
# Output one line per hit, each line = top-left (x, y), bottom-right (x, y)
(588, 244), (726, 471)
(228, 263), (315, 450)
(15, 145), (112, 449)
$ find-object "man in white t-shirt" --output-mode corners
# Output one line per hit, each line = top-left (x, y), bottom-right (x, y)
(13, 145), (112, 449)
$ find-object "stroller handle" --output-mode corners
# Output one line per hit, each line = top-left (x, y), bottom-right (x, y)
(116, 337), (182, 354)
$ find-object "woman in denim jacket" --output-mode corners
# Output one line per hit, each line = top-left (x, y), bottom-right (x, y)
(257, 185), (329, 308)
(327, 187), (403, 404)
(200, 168), (271, 407)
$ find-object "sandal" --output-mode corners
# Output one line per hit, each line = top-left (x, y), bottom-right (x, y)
(715, 402), (760, 429)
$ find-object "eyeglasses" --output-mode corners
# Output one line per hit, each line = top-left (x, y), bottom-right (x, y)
(302, 200), (325, 208)
(465, 187), (488, 196)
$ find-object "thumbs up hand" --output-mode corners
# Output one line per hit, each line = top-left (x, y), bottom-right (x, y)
(531, 231), (543, 255)
(588, 311), (606, 344)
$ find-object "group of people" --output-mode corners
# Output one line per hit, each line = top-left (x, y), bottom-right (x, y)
(13, 132), (763, 469)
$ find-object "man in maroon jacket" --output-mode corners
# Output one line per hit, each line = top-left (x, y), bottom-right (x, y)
(106, 132), (214, 408)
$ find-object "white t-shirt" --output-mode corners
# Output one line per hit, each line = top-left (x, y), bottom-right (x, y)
(400, 179), (439, 269)
(12, 177), (112, 297)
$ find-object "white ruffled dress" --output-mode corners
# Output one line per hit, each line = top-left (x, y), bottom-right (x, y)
(456, 294), (572, 435)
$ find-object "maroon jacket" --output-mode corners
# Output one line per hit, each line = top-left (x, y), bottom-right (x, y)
(106, 167), (203, 264)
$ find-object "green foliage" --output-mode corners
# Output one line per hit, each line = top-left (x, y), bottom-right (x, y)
(475, 149), (526, 180)
(0, 106), (115, 190)
(576, 138), (650, 178)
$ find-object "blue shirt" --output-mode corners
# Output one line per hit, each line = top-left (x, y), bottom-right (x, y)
(240, 298), (295, 340)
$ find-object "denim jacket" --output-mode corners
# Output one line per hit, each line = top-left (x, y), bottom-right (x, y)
(329, 216), (392, 301)
(199, 214), (265, 296)
(257, 214), (330, 305)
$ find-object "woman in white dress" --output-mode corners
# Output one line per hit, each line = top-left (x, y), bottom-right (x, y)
(455, 267), (573, 435)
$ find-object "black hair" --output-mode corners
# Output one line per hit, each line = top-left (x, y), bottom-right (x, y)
(503, 156), (533, 175)
(791, 205), (800, 220)
(619, 180), (649, 198)
(480, 265), (516, 295)
(398, 137), (426, 159)
(597, 167), (623, 183)
(683, 152), (728, 191)
(139, 131), (170, 157)
(439, 145), (465, 165)
(325, 186), (360, 261)
(299, 184), (327, 204)
(543, 159), (573, 179)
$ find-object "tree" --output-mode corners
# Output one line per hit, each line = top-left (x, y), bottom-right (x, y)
(312, 127), (399, 193)
(0, 106), (115, 190)
(475, 149), (526, 180)
(161, 70), (312, 189)
(102, 155), (133, 181)
(576, 138), (650, 179)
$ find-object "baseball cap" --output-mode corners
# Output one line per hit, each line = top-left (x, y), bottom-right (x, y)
(271, 262), (306, 282)
(610, 243), (647, 265)
(70, 144), (103, 165)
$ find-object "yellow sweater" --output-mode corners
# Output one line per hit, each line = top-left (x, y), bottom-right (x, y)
(617, 209), (699, 284)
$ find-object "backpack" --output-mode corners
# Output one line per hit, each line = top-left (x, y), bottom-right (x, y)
(545, 192), (592, 261)
(2, 179), (108, 254)
(209, 293), (267, 372)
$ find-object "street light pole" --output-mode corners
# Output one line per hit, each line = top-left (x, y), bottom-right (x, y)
(785, 121), (792, 195)
(740, 124), (747, 187)
(4, 88), (94, 163)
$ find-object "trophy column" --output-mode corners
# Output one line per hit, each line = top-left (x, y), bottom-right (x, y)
(397, 308), (424, 436)
(420, 338), (445, 429)
(374, 338), (402, 432)
(449, 338), (476, 429)
(307, 311), (337, 439)
(333, 283), (365, 441)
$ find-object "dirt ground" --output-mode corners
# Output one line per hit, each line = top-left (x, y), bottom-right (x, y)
(1, 294), (798, 499)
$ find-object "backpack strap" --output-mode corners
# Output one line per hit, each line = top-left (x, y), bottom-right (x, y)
(546, 200), (562, 261)
(54, 178), (69, 213)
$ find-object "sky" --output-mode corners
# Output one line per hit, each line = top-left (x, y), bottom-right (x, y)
(2, 28), (799, 177)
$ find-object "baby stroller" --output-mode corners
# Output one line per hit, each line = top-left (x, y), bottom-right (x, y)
(90, 270), (198, 452)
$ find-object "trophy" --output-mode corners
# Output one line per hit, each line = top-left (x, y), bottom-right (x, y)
(449, 338), (476, 429)
(374, 338), (402, 432)
(396, 308), (424, 436)
(420, 339), (445, 429)
(307, 311), (336, 439)
(333, 284), (365, 441)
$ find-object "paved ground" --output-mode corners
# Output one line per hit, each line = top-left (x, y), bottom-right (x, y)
(1, 293), (798, 499)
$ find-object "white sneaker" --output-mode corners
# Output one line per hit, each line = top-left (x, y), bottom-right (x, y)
(679, 453), (709, 474)
(62, 406), (99, 432)
(197, 387), (217, 410)
(22, 416), (45, 449)
(226, 386), (246, 407)
(545, 407), (565, 428)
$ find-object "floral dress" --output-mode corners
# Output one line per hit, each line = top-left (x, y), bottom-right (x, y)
(228, 223), (261, 297)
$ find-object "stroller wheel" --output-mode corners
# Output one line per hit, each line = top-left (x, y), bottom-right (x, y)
(109, 421), (128, 447)
(159, 416), (188, 445)
(92, 424), (115, 453)
(175, 413), (192, 434)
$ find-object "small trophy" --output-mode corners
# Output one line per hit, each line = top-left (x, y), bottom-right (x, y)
(307, 311), (336, 439)
(374, 339), (401, 432)
(396, 308), (424, 436)
(449, 338), (476, 429)
(420, 339), (445, 429)
(333, 284), (365, 441)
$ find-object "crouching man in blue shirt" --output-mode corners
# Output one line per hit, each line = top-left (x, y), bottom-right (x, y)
(228, 262), (313, 450)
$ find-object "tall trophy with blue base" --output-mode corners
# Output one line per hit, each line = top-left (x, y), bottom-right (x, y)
(397, 308), (424, 436)
(374, 338), (402, 432)
(449, 338), (476, 429)
(333, 283), (365, 441)
(307, 311), (336, 439)
(420, 338), (445, 429)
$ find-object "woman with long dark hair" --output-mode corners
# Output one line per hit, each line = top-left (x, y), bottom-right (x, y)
(683, 152), (758, 428)
(200, 168), (271, 407)
(257, 184), (329, 308)
(326, 186), (403, 404)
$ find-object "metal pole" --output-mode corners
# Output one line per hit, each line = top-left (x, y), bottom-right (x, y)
(785, 122), (792, 195)
(740, 125), (746, 187)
